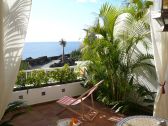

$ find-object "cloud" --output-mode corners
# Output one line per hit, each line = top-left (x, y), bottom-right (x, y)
(76, 0), (97, 3)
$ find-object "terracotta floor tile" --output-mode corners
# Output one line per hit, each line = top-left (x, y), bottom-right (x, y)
(2, 99), (124, 126)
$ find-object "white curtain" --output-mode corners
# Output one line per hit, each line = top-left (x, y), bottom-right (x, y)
(0, 0), (31, 120)
(150, 13), (168, 119)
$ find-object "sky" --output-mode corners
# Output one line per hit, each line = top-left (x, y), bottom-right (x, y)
(25, 0), (123, 42)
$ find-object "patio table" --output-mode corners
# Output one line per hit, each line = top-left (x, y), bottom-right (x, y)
(116, 115), (168, 126)
(56, 118), (81, 126)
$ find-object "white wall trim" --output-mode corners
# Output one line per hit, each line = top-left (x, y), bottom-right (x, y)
(10, 81), (86, 105)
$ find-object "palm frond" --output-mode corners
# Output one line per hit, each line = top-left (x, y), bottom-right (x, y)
(99, 3), (122, 40)
(131, 53), (154, 71)
(59, 38), (66, 47)
(4, 0), (31, 46)
(4, 101), (26, 115)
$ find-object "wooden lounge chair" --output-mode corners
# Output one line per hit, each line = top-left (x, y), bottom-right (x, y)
(56, 80), (104, 121)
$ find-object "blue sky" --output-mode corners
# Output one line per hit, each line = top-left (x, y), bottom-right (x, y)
(25, 0), (123, 42)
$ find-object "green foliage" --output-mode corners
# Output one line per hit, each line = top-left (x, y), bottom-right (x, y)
(112, 100), (153, 116)
(50, 64), (78, 83)
(15, 70), (27, 87)
(81, 2), (156, 115)
(111, 84), (155, 115)
(27, 70), (49, 87)
(126, 0), (153, 20)
(19, 60), (29, 70)
(70, 49), (82, 61)
(0, 101), (29, 126)
(16, 70), (49, 87)
(15, 64), (79, 89)
(4, 101), (27, 115)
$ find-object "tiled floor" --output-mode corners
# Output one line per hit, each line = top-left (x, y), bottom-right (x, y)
(3, 99), (124, 126)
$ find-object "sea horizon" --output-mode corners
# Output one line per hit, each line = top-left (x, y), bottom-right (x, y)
(22, 41), (82, 59)
(25, 41), (82, 43)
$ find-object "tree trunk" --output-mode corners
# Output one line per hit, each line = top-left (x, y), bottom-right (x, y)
(62, 47), (64, 63)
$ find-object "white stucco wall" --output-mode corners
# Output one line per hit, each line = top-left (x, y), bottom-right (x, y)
(10, 82), (86, 105)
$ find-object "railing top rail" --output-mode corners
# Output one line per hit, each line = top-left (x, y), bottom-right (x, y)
(23, 65), (77, 72)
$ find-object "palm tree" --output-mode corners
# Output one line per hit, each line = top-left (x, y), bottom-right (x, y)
(59, 38), (67, 63)
(82, 2), (156, 109)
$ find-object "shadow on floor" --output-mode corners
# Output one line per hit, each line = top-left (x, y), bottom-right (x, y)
(3, 99), (125, 126)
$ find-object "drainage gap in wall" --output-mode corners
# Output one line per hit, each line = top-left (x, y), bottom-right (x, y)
(41, 91), (46, 96)
(19, 95), (23, 99)
(62, 88), (65, 92)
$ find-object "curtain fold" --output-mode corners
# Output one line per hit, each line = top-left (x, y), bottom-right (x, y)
(0, 0), (31, 120)
(150, 11), (168, 119)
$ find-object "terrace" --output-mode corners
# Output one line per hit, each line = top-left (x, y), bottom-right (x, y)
(1, 65), (152, 126)
(0, 65), (123, 126)
(1, 0), (168, 126)
(3, 100), (124, 126)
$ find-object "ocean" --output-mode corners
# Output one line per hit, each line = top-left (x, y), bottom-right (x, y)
(22, 42), (81, 59)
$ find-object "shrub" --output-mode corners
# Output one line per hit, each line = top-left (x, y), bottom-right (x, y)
(15, 64), (80, 89)
(70, 49), (82, 61)
(50, 64), (78, 83)
(15, 70), (27, 87)
(19, 60), (29, 70)
(50, 69), (62, 82)
(26, 70), (49, 87)
(62, 64), (78, 82)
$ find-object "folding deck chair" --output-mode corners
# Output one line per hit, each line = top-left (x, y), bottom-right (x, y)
(56, 80), (104, 121)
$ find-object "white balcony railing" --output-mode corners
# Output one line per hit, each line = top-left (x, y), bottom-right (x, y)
(22, 65), (77, 80)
